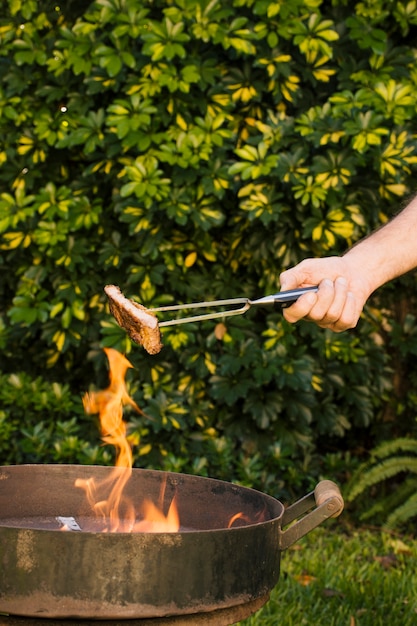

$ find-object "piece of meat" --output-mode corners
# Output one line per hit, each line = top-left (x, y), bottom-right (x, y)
(104, 285), (163, 355)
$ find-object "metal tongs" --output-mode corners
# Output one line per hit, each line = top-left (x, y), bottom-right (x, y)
(148, 286), (318, 327)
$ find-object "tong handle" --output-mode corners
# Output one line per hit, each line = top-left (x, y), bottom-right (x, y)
(275, 286), (318, 308)
(253, 286), (319, 309)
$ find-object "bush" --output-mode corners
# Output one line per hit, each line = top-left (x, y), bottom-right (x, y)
(1, 0), (417, 500)
(0, 371), (111, 465)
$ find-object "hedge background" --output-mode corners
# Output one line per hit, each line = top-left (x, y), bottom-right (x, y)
(2, 0), (417, 503)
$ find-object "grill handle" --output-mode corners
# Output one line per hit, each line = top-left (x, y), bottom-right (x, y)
(278, 480), (344, 551)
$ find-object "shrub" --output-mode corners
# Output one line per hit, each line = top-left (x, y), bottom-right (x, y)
(1, 0), (417, 499)
(0, 371), (111, 465)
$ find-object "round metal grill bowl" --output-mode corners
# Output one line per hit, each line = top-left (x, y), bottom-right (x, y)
(0, 464), (343, 620)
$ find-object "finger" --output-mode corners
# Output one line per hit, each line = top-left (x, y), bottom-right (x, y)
(328, 291), (361, 332)
(302, 278), (337, 323)
(317, 276), (349, 326)
(280, 264), (316, 291)
(282, 289), (319, 323)
(280, 269), (304, 291)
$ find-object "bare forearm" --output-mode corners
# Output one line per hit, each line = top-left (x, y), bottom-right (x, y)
(343, 194), (417, 297)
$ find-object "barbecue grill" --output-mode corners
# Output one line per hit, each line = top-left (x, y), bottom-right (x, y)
(0, 464), (343, 624)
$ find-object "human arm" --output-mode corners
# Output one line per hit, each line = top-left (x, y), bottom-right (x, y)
(279, 195), (417, 332)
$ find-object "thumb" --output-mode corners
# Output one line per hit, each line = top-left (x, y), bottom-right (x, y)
(280, 268), (304, 291)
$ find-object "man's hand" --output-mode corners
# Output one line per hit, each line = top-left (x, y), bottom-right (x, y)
(279, 257), (370, 332)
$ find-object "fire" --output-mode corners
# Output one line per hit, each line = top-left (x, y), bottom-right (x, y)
(75, 348), (179, 533)
(227, 512), (246, 528)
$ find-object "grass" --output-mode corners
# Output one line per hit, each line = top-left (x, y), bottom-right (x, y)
(238, 524), (417, 626)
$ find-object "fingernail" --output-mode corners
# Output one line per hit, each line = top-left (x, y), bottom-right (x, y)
(336, 276), (348, 286)
(321, 279), (333, 288)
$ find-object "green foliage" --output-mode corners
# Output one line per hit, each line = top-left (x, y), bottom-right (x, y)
(348, 437), (417, 529)
(1, 0), (417, 499)
(0, 371), (111, 465)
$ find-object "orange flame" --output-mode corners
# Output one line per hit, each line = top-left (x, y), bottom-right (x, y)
(77, 348), (179, 533)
